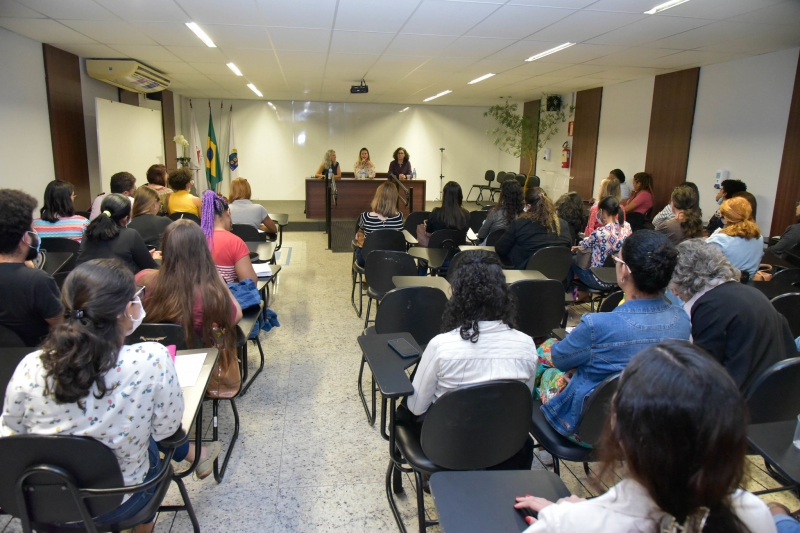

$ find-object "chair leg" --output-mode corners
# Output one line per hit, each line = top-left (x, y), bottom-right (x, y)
(351, 270), (363, 317)
(583, 462), (590, 476)
(414, 471), (427, 533)
(175, 477), (200, 533)
(364, 297), (373, 329)
(212, 398), (240, 483)
(386, 460), (408, 533)
(240, 336), (265, 396)
(553, 457), (560, 476)
(357, 354), (377, 426)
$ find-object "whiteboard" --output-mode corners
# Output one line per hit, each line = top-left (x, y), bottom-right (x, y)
(96, 98), (164, 193)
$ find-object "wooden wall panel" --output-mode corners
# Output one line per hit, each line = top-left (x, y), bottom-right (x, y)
(644, 68), (700, 215)
(520, 99), (540, 177)
(571, 87), (603, 200)
(161, 90), (177, 172)
(42, 44), (90, 207)
(771, 53), (800, 235)
(119, 89), (139, 107)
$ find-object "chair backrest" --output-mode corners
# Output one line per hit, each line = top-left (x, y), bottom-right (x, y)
(772, 268), (800, 287)
(603, 252), (617, 267)
(0, 324), (25, 348)
(362, 229), (407, 259)
(525, 246), (573, 282)
(0, 435), (124, 523)
(485, 228), (506, 246)
(375, 286), (448, 346)
(509, 279), (566, 338)
(0, 348), (32, 405)
(421, 381), (532, 470)
(575, 373), (621, 444)
(496, 172), (508, 184)
(231, 224), (266, 243)
(771, 293), (800, 337)
(39, 237), (80, 254)
(515, 174), (526, 188)
(469, 210), (488, 234)
(364, 251), (417, 296)
(125, 323), (188, 349)
(169, 212), (200, 224)
(428, 229), (466, 260)
(446, 249), (501, 283)
(404, 211), (430, 234)
(527, 175), (541, 188)
(745, 357), (800, 425)
(53, 271), (70, 291)
(598, 290), (625, 312)
(484, 170), (495, 183)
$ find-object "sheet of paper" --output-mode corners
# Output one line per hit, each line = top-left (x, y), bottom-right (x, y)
(175, 352), (207, 388)
(565, 327), (575, 334)
(253, 263), (273, 277)
(467, 228), (478, 241)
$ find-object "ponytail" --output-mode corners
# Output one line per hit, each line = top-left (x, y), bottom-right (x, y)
(85, 193), (130, 242)
(671, 185), (704, 239)
(200, 190), (228, 249)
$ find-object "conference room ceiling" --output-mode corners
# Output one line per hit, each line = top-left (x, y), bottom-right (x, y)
(1, 0), (799, 106)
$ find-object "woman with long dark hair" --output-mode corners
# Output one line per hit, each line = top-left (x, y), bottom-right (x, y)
(76, 193), (158, 273)
(200, 190), (257, 284)
(426, 181), (470, 234)
(515, 341), (773, 533)
(655, 185), (704, 245)
(33, 180), (89, 242)
(555, 191), (584, 245)
(622, 172), (654, 231)
(477, 179), (524, 243)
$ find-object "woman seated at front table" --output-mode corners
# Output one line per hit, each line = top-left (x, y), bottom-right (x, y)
(620, 172), (654, 231)
(354, 182), (404, 267)
(200, 190), (257, 284)
(495, 187), (572, 270)
(402, 251), (538, 468)
(228, 177), (277, 233)
(706, 196), (763, 280)
(0, 259), (221, 533)
(314, 149), (341, 180)
(515, 340), (774, 533)
(354, 147), (376, 179)
(543, 230), (690, 445)
(166, 168), (202, 217)
(33, 180), (89, 242)
(128, 186), (172, 249)
(477, 179), (524, 244)
(388, 147), (411, 179)
(76, 193), (159, 274)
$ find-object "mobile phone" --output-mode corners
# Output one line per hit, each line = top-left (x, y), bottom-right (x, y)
(388, 338), (419, 358)
(518, 507), (538, 520)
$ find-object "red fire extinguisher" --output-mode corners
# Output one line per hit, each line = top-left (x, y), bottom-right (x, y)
(561, 141), (571, 169)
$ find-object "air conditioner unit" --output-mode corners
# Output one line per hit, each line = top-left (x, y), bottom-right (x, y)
(86, 60), (170, 93)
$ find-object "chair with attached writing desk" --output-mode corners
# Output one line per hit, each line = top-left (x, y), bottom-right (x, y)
(352, 230), (408, 317)
(363, 251), (418, 329)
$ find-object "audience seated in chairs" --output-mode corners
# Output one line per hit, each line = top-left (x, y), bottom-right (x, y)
(201, 190), (257, 284)
(89, 171), (136, 221)
(706, 197), (764, 280)
(33, 180), (89, 242)
(585, 176), (623, 235)
(620, 172), (653, 232)
(128, 186), (172, 249)
(707, 178), (748, 233)
(76, 193), (158, 274)
(495, 187), (571, 270)
(354, 181), (405, 267)
(0, 259), (220, 533)
(543, 230), (690, 445)
(768, 199), (800, 261)
(400, 250), (538, 469)
(670, 239), (795, 391)
(516, 340), (774, 533)
(652, 181), (700, 227)
(228, 177), (277, 233)
(143, 164), (172, 215)
(477, 180), (524, 245)
(654, 184), (704, 245)
(167, 168), (202, 217)
(424, 181), (470, 237)
(554, 191), (585, 246)
(0, 189), (63, 346)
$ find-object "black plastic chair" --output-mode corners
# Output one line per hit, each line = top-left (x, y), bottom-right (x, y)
(231, 224), (266, 243)
(515, 173), (527, 188)
(0, 434), (178, 533)
(488, 173), (510, 203)
(422, 229), (466, 275)
(352, 230), (408, 317)
(169, 212), (200, 224)
(771, 293), (800, 338)
(53, 271), (70, 291)
(745, 357), (800, 425)
(598, 290), (625, 313)
(526, 175), (541, 188)
(467, 170), (497, 204)
(404, 211), (431, 235)
(446, 249), (501, 283)
(529, 373), (620, 476)
(510, 279), (567, 339)
(772, 268), (800, 287)
(363, 251), (418, 328)
(0, 324), (25, 347)
(387, 381), (533, 533)
(525, 246), (573, 282)
(469, 210), (488, 235)
(40, 237), (80, 272)
(485, 229), (506, 246)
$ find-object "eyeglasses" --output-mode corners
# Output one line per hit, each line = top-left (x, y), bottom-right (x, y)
(612, 255), (628, 270)
(132, 285), (145, 302)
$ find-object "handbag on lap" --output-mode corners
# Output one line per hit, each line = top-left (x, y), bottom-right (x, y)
(416, 222), (431, 248)
(574, 248), (592, 270)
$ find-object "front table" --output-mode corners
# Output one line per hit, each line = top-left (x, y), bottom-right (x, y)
(305, 178), (426, 219)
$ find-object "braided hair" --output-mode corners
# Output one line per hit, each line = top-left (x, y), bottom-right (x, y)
(200, 190), (228, 249)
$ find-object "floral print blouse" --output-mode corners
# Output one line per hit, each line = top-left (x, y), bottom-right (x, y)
(580, 221), (632, 267)
(1, 342), (184, 487)
(354, 160), (376, 179)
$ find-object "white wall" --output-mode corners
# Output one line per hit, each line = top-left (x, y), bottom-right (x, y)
(80, 58), (119, 200)
(593, 77), (654, 199)
(687, 47), (799, 235)
(0, 27), (55, 203)
(179, 98), (518, 201)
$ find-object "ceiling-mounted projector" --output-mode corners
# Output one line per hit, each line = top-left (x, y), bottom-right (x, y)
(351, 79), (368, 94)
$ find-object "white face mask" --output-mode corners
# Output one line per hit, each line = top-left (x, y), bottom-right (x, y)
(125, 298), (146, 336)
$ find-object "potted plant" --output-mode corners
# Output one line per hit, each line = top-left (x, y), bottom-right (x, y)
(174, 135), (191, 167)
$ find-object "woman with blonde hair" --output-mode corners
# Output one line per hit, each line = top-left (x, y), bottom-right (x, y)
(354, 147), (376, 179)
(227, 177), (277, 233)
(706, 196), (763, 279)
(315, 149), (341, 180)
(354, 182), (404, 266)
(585, 177), (623, 234)
(128, 186), (172, 249)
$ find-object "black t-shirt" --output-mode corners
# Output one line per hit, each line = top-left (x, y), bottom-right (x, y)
(427, 207), (470, 234)
(128, 214), (173, 249)
(76, 226), (158, 274)
(0, 263), (63, 347)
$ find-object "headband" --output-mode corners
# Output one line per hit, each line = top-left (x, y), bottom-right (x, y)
(102, 210), (112, 217)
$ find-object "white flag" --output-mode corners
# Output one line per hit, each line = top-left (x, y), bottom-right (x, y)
(227, 105), (239, 185)
(188, 103), (207, 196)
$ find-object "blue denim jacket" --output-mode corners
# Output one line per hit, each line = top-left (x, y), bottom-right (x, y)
(542, 298), (691, 438)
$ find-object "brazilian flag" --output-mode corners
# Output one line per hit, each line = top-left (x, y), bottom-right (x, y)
(206, 109), (222, 191)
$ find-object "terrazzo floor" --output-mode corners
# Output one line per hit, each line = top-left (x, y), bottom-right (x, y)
(1, 229), (797, 532)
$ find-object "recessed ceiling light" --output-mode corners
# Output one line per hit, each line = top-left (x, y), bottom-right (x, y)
(399, 107), (409, 112)
(423, 90), (452, 102)
(644, 0), (690, 14)
(226, 63), (242, 76)
(468, 73), (495, 85)
(185, 22), (216, 48)
(525, 42), (574, 62)
(247, 83), (262, 97)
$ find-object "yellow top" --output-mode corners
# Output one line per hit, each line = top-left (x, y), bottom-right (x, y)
(168, 190), (200, 216)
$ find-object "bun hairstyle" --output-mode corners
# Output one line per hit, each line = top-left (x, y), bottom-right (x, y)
(610, 168), (625, 184)
(620, 229), (678, 294)
(522, 187), (560, 234)
(200, 190), (229, 248)
(597, 195), (621, 218)
(599, 340), (751, 533)
(720, 197), (761, 240)
(40, 180), (76, 222)
(40, 259), (136, 407)
(671, 185), (704, 239)
(85, 193), (130, 242)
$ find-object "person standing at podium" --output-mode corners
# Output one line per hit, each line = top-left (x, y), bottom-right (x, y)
(354, 148), (376, 179)
(315, 149), (341, 180)
(388, 147), (411, 180)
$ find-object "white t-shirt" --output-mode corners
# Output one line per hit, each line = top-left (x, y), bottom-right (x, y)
(1, 343), (184, 487)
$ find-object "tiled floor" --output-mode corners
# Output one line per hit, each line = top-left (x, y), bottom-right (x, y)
(1, 230), (797, 532)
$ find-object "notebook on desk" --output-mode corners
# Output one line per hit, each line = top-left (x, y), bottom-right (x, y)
(254, 263), (273, 278)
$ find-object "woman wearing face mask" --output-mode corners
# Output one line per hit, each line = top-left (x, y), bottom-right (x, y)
(0, 259), (221, 533)
(354, 147), (376, 179)
(76, 193), (159, 274)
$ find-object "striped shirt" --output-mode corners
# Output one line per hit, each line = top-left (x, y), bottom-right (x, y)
(33, 215), (89, 242)
(358, 211), (404, 236)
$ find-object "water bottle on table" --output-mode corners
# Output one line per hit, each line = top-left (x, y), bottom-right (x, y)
(412, 168), (417, 180)
(361, 169), (366, 180)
